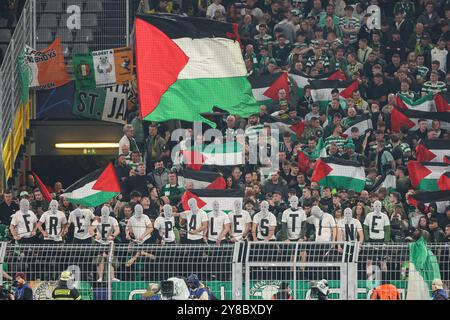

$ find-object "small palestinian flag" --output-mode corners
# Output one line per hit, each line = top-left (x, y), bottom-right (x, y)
(181, 189), (244, 213)
(289, 70), (346, 97)
(264, 116), (305, 140)
(297, 151), (310, 174)
(311, 157), (366, 191)
(182, 141), (243, 167)
(32, 172), (53, 202)
(396, 92), (450, 112)
(407, 161), (450, 191)
(408, 190), (450, 209)
(309, 80), (359, 109)
(135, 14), (258, 127)
(416, 139), (450, 163)
(342, 114), (373, 137)
(61, 163), (121, 206)
(366, 170), (396, 192)
(179, 169), (226, 189)
(391, 105), (450, 133)
(249, 72), (289, 105)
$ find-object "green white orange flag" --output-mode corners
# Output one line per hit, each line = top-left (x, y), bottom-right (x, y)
(135, 14), (258, 127)
(311, 157), (366, 191)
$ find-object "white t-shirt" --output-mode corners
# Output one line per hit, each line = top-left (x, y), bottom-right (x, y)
(181, 209), (209, 241)
(10, 210), (38, 239)
(364, 212), (390, 240)
(206, 3), (226, 19)
(154, 216), (176, 243)
(207, 211), (230, 242)
(92, 217), (119, 244)
(281, 208), (307, 240)
(337, 218), (363, 241)
(229, 210), (252, 241)
(126, 215), (152, 242)
(68, 209), (95, 240)
(307, 213), (336, 242)
(253, 212), (277, 241)
(39, 210), (68, 241)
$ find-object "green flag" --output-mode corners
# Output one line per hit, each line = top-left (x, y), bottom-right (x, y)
(17, 49), (30, 105)
(406, 237), (441, 300)
(304, 138), (327, 160)
(72, 52), (96, 90)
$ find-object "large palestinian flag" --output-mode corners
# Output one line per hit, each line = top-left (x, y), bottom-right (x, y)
(408, 190), (450, 212)
(182, 141), (244, 167)
(416, 139), (450, 163)
(311, 157), (366, 191)
(342, 114), (373, 137)
(396, 92), (450, 112)
(179, 169), (226, 189)
(407, 161), (450, 191)
(249, 72), (289, 105)
(366, 170), (396, 192)
(309, 80), (359, 109)
(135, 14), (258, 127)
(181, 189), (243, 213)
(289, 69), (346, 97)
(60, 163), (121, 206)
(391, 105), (450, 132)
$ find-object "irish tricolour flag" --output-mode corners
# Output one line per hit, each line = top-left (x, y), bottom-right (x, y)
(407, 161), (450, 191)
(311, 157), (366, 192)
(135, 14), (258, 127)
(61, 163), (121, 207)
(406, 237), (441, 300)
(181, 189), (243, 213)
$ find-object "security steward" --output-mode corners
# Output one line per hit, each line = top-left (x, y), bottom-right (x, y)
(51, 271), (81, 300)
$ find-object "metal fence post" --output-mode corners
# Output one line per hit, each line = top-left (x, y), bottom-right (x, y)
(126, 0), (130, 47)
(0, 70), (4, 189)
(107, 242), (115, 300)
(231, 242), (243, 300)
(0, 242), (7, 286)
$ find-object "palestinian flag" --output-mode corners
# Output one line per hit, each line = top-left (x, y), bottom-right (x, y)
(396, 92), (450, 112)
(311, 157), (366, 191)
(406, 237), (441, 300)
(342, 114), (373, 137)
(408, 190), (450, 210)
(264, 116), (305, 140)
(309, 80), (359, 109)
(181, 189), (244, 213)
(32, 172), (53, 202)
(297, 151), (310, 174)
(249, 72), (289, 105)
(391, 105), (450, 133)
(179, 169), (226, 189)
(135, 14), (258, 127)
(366, 170), (396, 192)
(416, 139), (450, 163)
(407, 161), (450, 191)
(60, 163), (121, 206)
(289, 70), (346, 97)
(182, 141), (243, 167)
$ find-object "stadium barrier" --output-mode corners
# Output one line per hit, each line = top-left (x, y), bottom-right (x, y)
(0, 241), (448, 300)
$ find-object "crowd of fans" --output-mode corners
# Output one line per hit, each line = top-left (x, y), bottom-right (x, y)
(1, 0), (450, 248)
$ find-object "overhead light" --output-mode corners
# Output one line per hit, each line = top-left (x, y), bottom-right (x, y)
(55, 143), (119, 149)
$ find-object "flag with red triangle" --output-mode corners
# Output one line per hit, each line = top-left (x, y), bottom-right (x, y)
(60, 162), (121, 206)
(297, 151), (310, 174)
(32, 172), (53, 202)
(309, 80), (359, 109)
(179, 169), (226, 190)
(416, 139), (450, 163)
(181, 189), (243, 213)
(408, 190), (450, 209)
(289, 69), (346, 96)
(249, 72), (290, 105)
(391, 105), (450, 133)
(407, 161), (450, 191)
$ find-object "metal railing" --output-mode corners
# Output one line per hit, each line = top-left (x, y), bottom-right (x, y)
(0, 241), (448, 300)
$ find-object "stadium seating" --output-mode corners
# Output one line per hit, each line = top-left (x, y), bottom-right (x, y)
(43, 0), (63, 12)
(0, 18), (8, 28)
(81, 14), (98, 28)
(75, 28), (94, 43)
(0, 29), (12, 44)
(56, 28), (73, 43)
(36, 28), (53, 43)
(72, 43), (89, 54)
(85, 1), (103, 13)
(38, 13), (58, 29)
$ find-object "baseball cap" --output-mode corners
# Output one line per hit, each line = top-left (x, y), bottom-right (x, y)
(344, 142), (355, 150)
(19, 191), (29, 197)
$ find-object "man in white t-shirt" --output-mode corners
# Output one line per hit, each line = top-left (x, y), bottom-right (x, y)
(37, 200), (68, 243)
(307, 206), (336, 242)
(126, 204), (153, 244)
(180, 198), (208, 244)
(228, 200), (252, 242)
(154, 204), (176, 244)
(10, 199), (38, 244)
(89, 205), (120, 282)
(281, 196), (307, 241)
(68, 207), (95, 244)
(337, 208), (363, 242)
(252, 201), (277, 241)
(206, 201), (230, 245)
(363, 200), (390, 243)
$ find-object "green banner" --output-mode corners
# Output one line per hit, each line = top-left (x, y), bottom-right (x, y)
(73, 84), (129, 124)
(73, 52), (96, 90)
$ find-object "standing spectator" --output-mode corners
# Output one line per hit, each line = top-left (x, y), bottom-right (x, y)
(0, 190), (18, 226)
(428, 218), (446, 243)
(115, 154), (132, 195)
(126, 204), (154, 244)
(180, 198), (208, 244)
(417, 1), (440, 35)
(206, 0), (225, 19)
(431, 38), (448, 73)
(67, 208), (94, 244)
(37, 200), (68, 243)
(144, 124), (166, 171)
(148, 159), (169, 190)
(124, 163), (153, 198)
(206, 201), (230, 245)
(130, 112), (146, 153)
(431, 279), (449, 300)
(340, 6), (360, 45)
(160, 170), (185, 206)
(154, 204), (176, 244)
(393, 11), (414, 44)
(252, 201), (277, 242)
(30, 188), (49, 218)
(307, 205), (337, 242)
(119, 124), (140, 155)
(363, 201), (391, 243)
(12, 273), (33, 300)
(9, 199), (37, 244)
(422, 71), (447, 95)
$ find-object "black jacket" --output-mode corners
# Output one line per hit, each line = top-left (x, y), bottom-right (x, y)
(0, 201), (18, 225)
